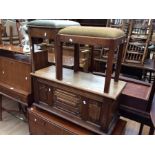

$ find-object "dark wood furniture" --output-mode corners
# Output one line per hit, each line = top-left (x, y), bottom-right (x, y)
(0, 45), (32, 120)
(56, 26), (126, 93)
(94, 57), (155, 81)
(0, 24), (2, 44)
(27, 20), (80, 72)
(119, 77), (155, 134)
(73, 19), (107, 27)
(0, 20), (20, 45)
(30, 26), (127, 135)
(92, 72), (155, 134)
(0, 94), (2, 121)
(28, 106), (126, 135)
(150, 98), (155, 130)
(106, 19), (130, 36)
(123, 19), (153, 65)
(31, 66), (126, 134)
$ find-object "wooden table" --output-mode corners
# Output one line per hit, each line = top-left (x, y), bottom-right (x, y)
(0, 45), (24, 54)
(94, 58), (155, 82)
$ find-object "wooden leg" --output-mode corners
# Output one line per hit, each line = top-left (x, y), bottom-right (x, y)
(115, 43), (124, 82)
(89, 46), (94, 72)
(149, 126), (154, 135)
(0, 94), (2, 121)
(149, 71), (152, 83)
(138, 123), (144, 135)
(18, 103), (28, 119)
(74, 44), (80, 72)
(104, 47), (115, 93)
(55, 38), (63, 80)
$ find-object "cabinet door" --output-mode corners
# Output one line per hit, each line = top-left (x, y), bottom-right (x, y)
(0, 57), (13, 85)
(87, 99), (102, 124)
(0, 57), (31, 93)
(53, 88), (82, 116)
(38, 82), (53, 106)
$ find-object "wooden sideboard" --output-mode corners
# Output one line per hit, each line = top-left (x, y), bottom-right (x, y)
(0, 45), (32, 120)
(28, 106), (126, 135)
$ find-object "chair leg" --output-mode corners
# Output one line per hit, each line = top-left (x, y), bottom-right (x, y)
(138, 123), (144, 135)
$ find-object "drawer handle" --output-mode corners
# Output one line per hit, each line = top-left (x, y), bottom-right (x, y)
(49, 88), (51, 92)
(25, 77), (28, 80)
(34, 118), (37, 122)
(2, 71), (5, 74)
(83, 100), (87, 105)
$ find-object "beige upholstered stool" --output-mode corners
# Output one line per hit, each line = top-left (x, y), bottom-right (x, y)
(56, 26), (125, 93)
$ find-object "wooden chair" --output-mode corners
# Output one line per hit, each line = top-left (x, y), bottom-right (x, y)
(106, 19), (130, 37)
(123, 19), (153, 65)
(92, 20), (130, 73)
(1, 20), (21, 45)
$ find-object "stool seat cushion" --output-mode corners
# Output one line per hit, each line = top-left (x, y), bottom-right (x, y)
(59, 26), (125, 39)
(27, 20), (80, 28)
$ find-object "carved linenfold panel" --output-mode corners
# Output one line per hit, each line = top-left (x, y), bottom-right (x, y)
(38, 83), (48, 102)
(54, 89), (80, 106)
(88, 101), (101, 123)
(38, 82), (53, 105)
(53, 88), (81, 115)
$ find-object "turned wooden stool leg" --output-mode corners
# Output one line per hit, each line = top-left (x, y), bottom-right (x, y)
(104, 47), (115, 93)
(89, 46), (94, 72)
(56, 37), (63, 80)
(115, 43), (124, 82)
(0, 94), (2, 121)
(74, 44), (80, 72)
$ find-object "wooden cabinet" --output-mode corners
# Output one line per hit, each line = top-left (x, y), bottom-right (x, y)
(0, 46), (32, 105)
(32, 66), (126, 134)
(28, 106), (127, 135)
(28, 107), (94, 135)
(29, 25), (126, 135)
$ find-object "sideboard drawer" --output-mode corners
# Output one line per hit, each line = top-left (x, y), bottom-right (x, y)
(28, 107), (94, 135)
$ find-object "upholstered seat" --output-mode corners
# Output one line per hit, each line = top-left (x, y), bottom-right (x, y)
(27, 20), (80, 28)
(59, 26), (125, 39)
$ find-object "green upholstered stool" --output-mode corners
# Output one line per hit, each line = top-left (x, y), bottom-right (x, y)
(56, 26), (125, 93)
(28, 20), (80, 72)
(27, 20), (80, 29)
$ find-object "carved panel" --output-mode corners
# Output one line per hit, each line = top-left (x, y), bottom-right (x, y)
(88, 100), (101, 124)
(53, 88), (81, 116)
(38, 83), (53, 105)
